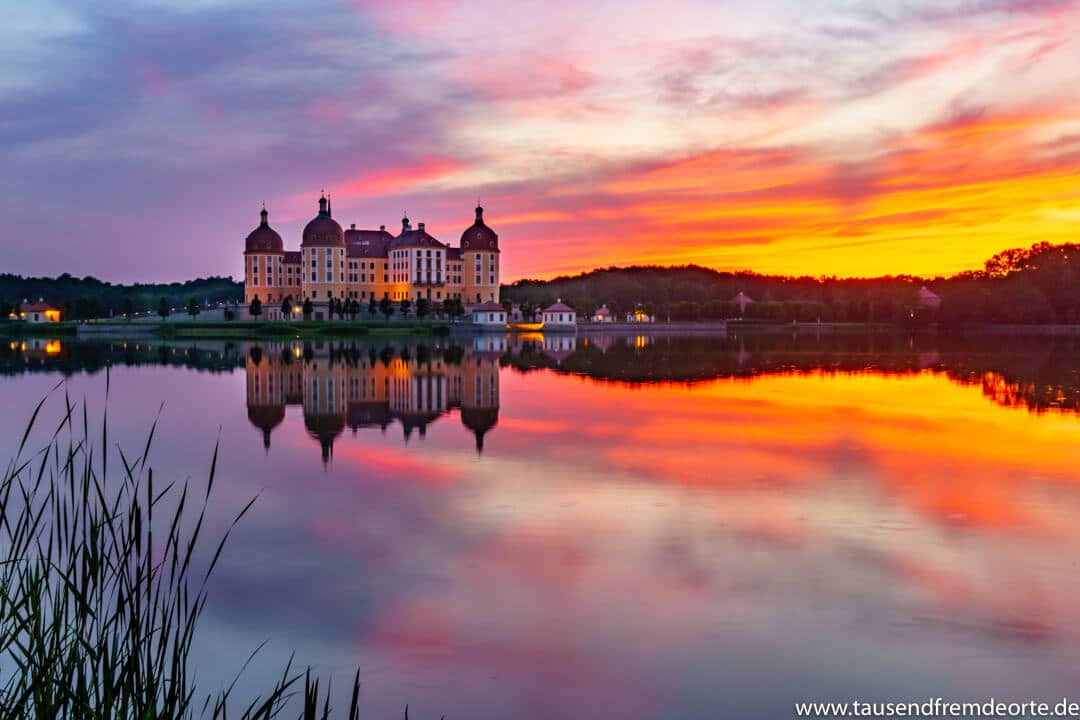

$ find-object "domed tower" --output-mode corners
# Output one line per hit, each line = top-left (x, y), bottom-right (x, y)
(244, 206), (285, 307)
(300, 193), (346, 311)
(301, 342), (349, 464)
(245, 350), (286, 451)
(460, 348), (500, 453)
(460, 205), (500, 305)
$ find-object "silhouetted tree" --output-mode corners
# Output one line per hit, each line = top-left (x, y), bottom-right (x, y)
(157, 297), (170, 321)
(249, 296), (262, 320)
(186, 297), (201, 319)
(450, 298), (465, 322)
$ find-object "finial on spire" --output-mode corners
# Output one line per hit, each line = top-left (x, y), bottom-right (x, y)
(327, 193), (332, 217)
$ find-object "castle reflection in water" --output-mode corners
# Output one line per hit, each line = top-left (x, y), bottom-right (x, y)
(7, 331), (1079, 463)
(246, 336), (516, 461)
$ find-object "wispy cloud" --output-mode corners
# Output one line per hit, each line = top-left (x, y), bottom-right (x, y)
(1, 0), (1078, 281)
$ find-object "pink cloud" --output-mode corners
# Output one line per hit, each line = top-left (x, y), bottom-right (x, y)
(338, 159), (464, 198)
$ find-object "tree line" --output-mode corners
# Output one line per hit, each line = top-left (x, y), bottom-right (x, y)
(503, 242), (1080, 325)
(0, 273), (242, 321)
(243, 294), (469, 322)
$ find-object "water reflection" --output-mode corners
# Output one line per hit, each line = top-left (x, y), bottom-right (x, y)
(5, 332), (1080, 426)
(246, 339), (501, 460)
(3, 331), (1080, 718)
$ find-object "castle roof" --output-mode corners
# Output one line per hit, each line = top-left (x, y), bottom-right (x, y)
(390, 225), (448, 250)
(460, 205), (498, 252)
(301, 194), (344, 247)
(244, 208), (284, 254)
(21, 301), (58, 313)
(346, 226), (394, 258)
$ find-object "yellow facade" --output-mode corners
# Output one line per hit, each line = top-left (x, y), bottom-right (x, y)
(243, 197), (500, 316)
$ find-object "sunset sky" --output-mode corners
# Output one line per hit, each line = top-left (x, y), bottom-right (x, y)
(3, 0), (1079, 283)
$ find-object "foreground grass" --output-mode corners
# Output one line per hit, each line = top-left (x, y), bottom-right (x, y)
(0, 380), (431, 718)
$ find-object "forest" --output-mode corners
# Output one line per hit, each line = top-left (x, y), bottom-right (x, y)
(0, 274), (242, 320)
(503, 242), (1080, 325)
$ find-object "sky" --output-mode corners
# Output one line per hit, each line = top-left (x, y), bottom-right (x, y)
(2, 0), (1079, 283)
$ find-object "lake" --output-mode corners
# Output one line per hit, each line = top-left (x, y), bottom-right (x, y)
(2, 332), (1080, 718)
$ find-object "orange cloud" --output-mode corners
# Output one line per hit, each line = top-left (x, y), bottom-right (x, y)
(497, 102), (1080, 280)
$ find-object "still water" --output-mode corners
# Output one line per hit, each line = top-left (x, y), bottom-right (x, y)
(2, 332), (1080, 718)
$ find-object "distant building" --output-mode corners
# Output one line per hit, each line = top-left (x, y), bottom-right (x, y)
(543, 300), (577, 330)
(593, 304), (613, 322)
(626, 307), (654, 323)
(243, 194), (501, 319)
(471, 301), (507, 328)
(14, 300), (61, 323)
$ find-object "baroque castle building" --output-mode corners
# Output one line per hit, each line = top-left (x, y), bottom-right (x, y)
(243, 193), (500, 319)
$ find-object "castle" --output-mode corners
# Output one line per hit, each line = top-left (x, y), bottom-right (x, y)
(243, 193), (500, 319)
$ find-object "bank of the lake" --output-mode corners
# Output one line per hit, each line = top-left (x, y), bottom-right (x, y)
(68, 319), (449, 340)
(10, 318), (1080, 343)
(0, 321), (80, 337)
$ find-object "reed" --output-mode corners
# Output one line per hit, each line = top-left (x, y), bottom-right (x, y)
(0, 376), (385, 719)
